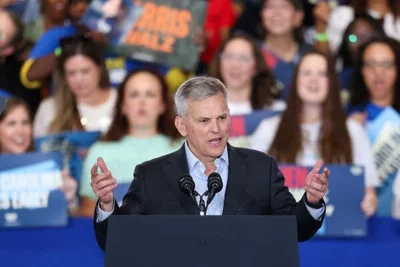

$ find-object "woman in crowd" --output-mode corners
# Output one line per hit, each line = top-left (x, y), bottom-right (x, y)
(210, 33), (284, 115)
(335, 14), (385, 105)
(348, 36), (400, 120)
(327, 0), (400, 53)
(0, 97), (78, 214)
(33, 35), (116, 137)
(260, 0), (313, 100)
(348, 37), (400, 217)
(79, 69), (182, 217)
(251, 51), (380, 218)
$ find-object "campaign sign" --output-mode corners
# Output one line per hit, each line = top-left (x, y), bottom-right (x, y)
(114, 182), (131, 207)
(0, 152), (67, 228)
(82, 0), (143, 47)
(366, 107), (400, 183)
(34, 131), (102, 183)
(279, 164), (366, 237)
(82, 0), (208, 70)
(229, 110), (283, 148)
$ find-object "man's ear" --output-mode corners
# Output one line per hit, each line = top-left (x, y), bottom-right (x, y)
(174, 116), (187, 137)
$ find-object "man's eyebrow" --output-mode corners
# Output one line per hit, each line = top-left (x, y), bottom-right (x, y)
(197, 113), (228, 120)
(197, 116), (210, 120)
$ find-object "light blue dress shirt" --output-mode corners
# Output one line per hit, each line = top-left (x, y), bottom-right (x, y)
(184, 141), (229, 215)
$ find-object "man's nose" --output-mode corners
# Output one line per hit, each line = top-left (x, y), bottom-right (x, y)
(211, 119), (220, 133)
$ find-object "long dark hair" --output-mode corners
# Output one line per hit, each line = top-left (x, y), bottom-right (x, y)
(50, 35), (110, 134)
(336, 14), (385, 68)
(349, 36), (400, 113)
(0, 97), (35, 152)
(102, 68), (180, 141)
(210, 33), (277, 110)
(269, 51), (353, 164)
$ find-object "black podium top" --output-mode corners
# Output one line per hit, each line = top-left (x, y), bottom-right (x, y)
(105, 215), (299, 267)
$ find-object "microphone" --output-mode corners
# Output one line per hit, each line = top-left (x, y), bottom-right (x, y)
(179, 174), (207, 216)
(179, 174), (196, 201)
(206, 172), (223, 206)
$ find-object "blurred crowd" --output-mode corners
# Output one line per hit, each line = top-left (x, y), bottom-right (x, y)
(0, 0), (399, 220)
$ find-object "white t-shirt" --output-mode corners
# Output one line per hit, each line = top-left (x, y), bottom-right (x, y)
(327, 6), (400, 53)
(33, 90), (117, 137)
(228, 100), (286, 116)
(251, 116), (381, 188)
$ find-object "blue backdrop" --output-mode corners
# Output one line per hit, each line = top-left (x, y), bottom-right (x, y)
(0, 217), (399, 267)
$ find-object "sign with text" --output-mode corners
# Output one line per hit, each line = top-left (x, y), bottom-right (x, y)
(366, 107), (400, 185)
(229, 110), (282, 148)
(0, 152), (67, 228)
(82, 0), (207, 70)
(279, 164), (366, 237)
(34, 131), (102, 183)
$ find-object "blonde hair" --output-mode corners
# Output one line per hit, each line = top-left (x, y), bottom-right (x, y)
(48, 35), (110, 134)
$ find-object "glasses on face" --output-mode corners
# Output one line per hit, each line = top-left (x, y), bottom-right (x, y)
(220, 53), (254, 63)
(363, 60), (396, 70)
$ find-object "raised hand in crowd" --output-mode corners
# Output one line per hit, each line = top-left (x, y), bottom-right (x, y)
(349, 111), (367, 125)
(313, 0), (332, 55)
(60, 167), (79, 213)
(361, 188), (378, 218)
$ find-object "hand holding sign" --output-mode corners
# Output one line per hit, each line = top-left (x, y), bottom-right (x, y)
(361, 189), (378, 218)
(60, 167), (78, 206)
(90, 157), (117, 211)
(305, 160), (330, 205)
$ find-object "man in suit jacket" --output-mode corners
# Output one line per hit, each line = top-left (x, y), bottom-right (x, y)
(90, 76), (330, 251)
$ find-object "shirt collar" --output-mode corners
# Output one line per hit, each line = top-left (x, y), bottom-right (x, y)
(184, 140), (229, 173)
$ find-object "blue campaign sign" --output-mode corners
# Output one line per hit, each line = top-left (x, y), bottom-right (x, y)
(34, 131), (102, 183)
(229, 110), (283, 149)
(230, 110), (283, 137)
(0, 152), (67, 228)
(114, 182), (131, 207)
(279, 164), (366, 237)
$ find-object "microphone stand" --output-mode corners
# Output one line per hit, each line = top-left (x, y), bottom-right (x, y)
(198, 191), (209, 216)
(192, 191), (208, 216)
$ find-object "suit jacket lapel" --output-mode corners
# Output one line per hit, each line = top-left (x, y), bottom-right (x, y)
(162, 144), (199, 215)
(223, 144), (248, 215)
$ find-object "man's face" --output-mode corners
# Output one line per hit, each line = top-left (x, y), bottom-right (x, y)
(0, 12), (16, 57)
(175, 92), (231, 164)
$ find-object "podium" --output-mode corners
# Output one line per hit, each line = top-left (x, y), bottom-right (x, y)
(104, 215), (300, 267)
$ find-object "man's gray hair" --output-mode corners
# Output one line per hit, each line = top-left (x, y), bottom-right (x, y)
(174, 76), (228, 118)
